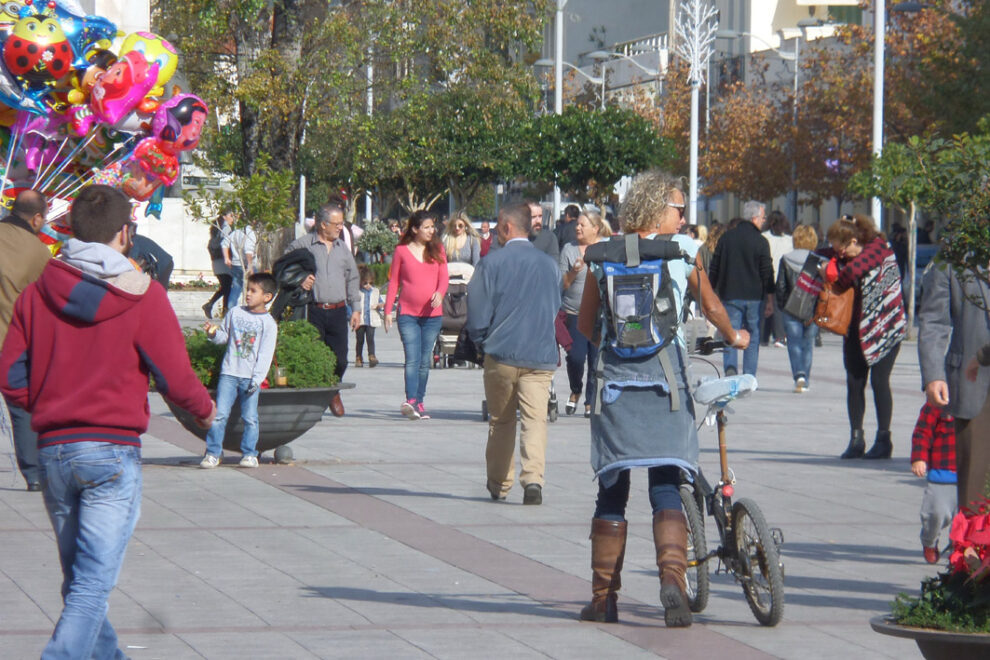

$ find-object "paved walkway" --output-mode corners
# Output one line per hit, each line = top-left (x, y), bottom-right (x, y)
(1, 327), (937, 659)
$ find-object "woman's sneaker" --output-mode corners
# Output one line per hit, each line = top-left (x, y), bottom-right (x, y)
(199, 454), (221, 469)
(416, 403), (431, 420)
(401, 399), (420, 420)
(795, 376), (807, 393)
(239, 455), (259, 468)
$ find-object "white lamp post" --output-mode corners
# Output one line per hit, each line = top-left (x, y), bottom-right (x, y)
(674, 0), (718, 225)
(553, 0), (567, 229)
(872, 2), (885, 223)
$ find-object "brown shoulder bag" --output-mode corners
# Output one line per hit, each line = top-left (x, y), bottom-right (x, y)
(814, 283), (854, 336)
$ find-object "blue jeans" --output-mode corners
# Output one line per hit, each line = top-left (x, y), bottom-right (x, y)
(227, 265), (245, 310)
(397, 314), (443, 403)
(564, 313), (598, 406)
(39, 441), (141, 660)
(782, 311), (817, 383)
(205, 374), (260, 457)
(723, 299), (762, 376)
(594, 466), (683, 520)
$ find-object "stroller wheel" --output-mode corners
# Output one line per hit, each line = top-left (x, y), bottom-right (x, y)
(548, 406), (558, 423)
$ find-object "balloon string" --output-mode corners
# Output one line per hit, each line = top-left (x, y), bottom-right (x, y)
(36, 132), (97, 193)
(32, 136), (71, 190)
(45, 139), (132, 199)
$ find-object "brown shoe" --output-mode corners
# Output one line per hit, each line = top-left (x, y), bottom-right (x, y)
(579, 519), (627, 623)
(330, 392), (345, 417)
(654, 510), (692, 628)
(368, 355), (378, 368)
(354, 356), (363, 367)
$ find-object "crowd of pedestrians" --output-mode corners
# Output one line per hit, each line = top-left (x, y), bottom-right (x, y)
(4, 168), (990, 655)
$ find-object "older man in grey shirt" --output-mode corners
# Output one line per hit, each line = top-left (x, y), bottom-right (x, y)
(285, 204), (361, 416)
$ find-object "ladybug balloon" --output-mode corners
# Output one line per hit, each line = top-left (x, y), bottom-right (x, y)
(3, 1), (72, 96)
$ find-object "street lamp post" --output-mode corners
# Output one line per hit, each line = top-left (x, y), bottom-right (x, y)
(553, 0), (567, 229)
(674, 0), (718, 226)
(872, 1), (885, 223)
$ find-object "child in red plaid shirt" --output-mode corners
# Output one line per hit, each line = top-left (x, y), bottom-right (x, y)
(909, 402), (957, 564)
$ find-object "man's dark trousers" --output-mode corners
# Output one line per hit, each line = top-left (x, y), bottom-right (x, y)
(308, 305), (348, 378)
(3, 394), (38, 486)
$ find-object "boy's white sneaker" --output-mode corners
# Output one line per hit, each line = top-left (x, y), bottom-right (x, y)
(239, 455), (259, 468)
(199, 454), (221, 469)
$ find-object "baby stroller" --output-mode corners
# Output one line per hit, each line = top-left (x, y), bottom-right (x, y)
(433, 262), (475, 369)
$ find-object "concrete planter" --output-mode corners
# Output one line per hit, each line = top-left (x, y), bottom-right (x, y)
(164, 384), (354, 457)
(870, 615), (990, 660)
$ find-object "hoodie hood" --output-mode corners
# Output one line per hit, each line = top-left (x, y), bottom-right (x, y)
(782, 248), (811, 275)
(36, 245), (152, 324)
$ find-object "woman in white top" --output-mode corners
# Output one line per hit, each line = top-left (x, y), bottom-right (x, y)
(559, 210), (610, 417)
(762, 210), (793, 347)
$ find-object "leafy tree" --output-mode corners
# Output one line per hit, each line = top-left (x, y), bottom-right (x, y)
(521, 106), (675, 206)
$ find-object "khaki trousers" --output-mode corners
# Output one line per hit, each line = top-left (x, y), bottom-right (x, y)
(483, 356), (553, 496)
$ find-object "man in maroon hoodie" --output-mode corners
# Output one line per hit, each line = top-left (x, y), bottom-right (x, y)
(0, 185), (216, 659)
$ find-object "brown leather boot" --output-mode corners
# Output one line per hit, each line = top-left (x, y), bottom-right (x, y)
(579, 518), (627, 623)
(654, 510), (692, 628)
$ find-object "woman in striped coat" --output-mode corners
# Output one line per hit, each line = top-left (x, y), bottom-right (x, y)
(821, 215), (906, 460)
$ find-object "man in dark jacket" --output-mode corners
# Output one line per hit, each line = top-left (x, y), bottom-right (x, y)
(0, 185), (215, 659)
(707, 200), (773, 376)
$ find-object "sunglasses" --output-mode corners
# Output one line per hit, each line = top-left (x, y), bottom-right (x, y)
(668, 202), (685, 219)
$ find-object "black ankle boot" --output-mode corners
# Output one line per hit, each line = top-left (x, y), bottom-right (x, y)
(840, 429), (865, 459)
(863, 430), (893, 459)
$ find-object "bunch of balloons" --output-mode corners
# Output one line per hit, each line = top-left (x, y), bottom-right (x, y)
(0, 0), (208, 253)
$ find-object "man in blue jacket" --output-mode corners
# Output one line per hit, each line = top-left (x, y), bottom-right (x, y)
(467, 202), (561, 505)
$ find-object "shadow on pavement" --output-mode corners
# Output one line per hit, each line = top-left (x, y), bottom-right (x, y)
(288, 483), (488, 503)
(301, 585), (575, 619)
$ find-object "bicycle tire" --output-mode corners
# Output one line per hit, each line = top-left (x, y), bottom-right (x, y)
(680, 485), (710, 613)
(732, 498), (784, 626)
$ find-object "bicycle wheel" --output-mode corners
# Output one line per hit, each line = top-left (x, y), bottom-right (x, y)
(732, 498), (784, 626)
(680, 485), (710, 613)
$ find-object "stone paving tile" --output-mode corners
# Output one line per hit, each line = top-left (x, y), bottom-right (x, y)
(289, 629), (434, 659)
(177, 631), (319, 659)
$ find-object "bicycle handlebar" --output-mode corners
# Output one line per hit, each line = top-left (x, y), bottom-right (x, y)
(695, 337), (726, 356)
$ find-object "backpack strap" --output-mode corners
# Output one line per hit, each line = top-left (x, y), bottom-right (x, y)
(624, 232), (641, 267)
(657, 345), (680, 412)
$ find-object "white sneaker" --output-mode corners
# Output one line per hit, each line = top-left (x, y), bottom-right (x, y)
(795, 377), (807, 393)
(774, 341), (786, 348)
(400, 400), (420, 420)
(239, 455), (259, 468)
(199, 454), (220, 469)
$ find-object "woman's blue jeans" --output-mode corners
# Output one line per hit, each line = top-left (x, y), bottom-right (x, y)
(564, 312), (598, 405)
(782, 311), (817, 383)
(39, 441), (142, 660)
(227, 265), (245, 310)
(594, 466), (683, 521)
(205, 374), (260, 457)
(397, 314), (443, 403)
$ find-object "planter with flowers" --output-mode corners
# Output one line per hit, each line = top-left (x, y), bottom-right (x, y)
(164, 319), (352, 462)
(871, 489), (990, 659)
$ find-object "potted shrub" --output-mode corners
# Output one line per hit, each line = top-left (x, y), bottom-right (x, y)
(871, 483), (990, 659)
(165, 320), (352, 461)
(356, 218), (398, 264)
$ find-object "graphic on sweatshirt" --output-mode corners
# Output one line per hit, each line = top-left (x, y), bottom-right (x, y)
(233, 330), (258, 359)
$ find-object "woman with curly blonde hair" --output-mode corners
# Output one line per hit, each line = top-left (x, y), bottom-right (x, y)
(576, 170), (748, 628)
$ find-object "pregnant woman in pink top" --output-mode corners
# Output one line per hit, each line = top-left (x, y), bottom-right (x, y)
(385, 210), (449, 420)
